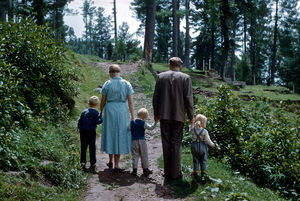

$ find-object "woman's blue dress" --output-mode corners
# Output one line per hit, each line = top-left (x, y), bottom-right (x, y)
(100, 77), (134, 154)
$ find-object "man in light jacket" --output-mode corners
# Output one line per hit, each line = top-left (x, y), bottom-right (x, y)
(153, 57), (194, 180)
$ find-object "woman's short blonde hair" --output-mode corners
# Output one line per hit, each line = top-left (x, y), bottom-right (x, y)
(109, 64), (121, 74)
(195, 114), (207, 128)
(137, 108), (149, 119)
(88, 96), (99, 106)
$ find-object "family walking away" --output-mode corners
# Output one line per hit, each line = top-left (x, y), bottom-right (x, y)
(77, 57), (216, 182)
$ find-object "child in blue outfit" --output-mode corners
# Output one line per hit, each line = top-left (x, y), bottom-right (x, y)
(78, 96), (102, 172)
(189, 114), (215, 177)
(130, 108), (157, 176)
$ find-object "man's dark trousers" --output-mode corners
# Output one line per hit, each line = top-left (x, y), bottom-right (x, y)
(160, 120), (184, 179)
(80, 129), (96, 165)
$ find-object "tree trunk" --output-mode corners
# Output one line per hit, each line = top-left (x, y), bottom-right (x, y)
(211, 24), (215, 70)
(250, 17), (256, 85)
(230, 1), (238, 81)
(143, 0), (157, 80)
(0, 1), (7, 21)
(184, 0), (190, 68)
(219, 0), (230, 80)
(270, 0), (278, 85)
(33, 0), (45, 25)
(113, 0), (118, 60)
(172, 0), (178, 56)
(243, 13), (247, 53)
(177, 0), (182, 58)
(7, 0), (13, 19)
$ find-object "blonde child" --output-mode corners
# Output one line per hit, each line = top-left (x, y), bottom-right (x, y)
(190, 114), (215, 177)
(78, 96), (102, 172)
(130, 108), (157, 176)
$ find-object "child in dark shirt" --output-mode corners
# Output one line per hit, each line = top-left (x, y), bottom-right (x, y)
(130, 108), (157, 176)
(78, 96), (102, 172)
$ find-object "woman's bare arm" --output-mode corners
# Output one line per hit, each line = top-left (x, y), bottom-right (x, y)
(127, 95), (134, 120)
(100, 95), (107, 117)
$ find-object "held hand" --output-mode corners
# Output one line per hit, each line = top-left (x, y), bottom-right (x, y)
(189, 118), (195, 124)
(131, 115), (134, 121)
(154, 116), (159, 122)
(211, 143), (215, 148)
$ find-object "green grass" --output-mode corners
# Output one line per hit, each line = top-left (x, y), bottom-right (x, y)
(158, 148), (286, 201)
(238, 85), (300, 101)
(0, 171), (82, 201)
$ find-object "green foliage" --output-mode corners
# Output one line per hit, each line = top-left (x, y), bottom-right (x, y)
(0, 18), (87, 200)
(184, 85), (299, 199)
(0, 18), (78, 130)
(161, 148), (285, 200)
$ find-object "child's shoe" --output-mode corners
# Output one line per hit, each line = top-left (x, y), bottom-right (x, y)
(81, 163), (87, 172)
(107, 162), (113, 169)
(131, 168), (137, 176)
(191, 171), (198, 179)
(89, 164), (96, 173)
(142, 168), (153, 177)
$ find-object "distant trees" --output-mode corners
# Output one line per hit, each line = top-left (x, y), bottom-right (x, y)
(0, 0), (72, 40)
(117, 22), (142, 61)
(66, 1), (141, 62)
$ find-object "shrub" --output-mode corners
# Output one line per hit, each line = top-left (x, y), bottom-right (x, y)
(184, 85), (300, 199)
(0, 17), (78, 127)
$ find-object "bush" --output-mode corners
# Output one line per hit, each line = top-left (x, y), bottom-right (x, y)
(0, 18), (85, 197)
(184, 85), (300, 199)
(0, 17), (78, 129)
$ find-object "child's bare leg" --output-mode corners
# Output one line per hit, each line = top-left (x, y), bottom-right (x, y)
(106, 154), (113, 169)
(114, 154), (120, 168)
(109, 154), (113, 163)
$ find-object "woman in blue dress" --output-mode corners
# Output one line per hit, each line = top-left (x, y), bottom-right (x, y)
(100, 64), (134, 172)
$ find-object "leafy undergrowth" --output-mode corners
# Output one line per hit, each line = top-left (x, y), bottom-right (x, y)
(184, 85), (299, 199)
(0, 51), (102, 200)
(158, 148), (285, 201)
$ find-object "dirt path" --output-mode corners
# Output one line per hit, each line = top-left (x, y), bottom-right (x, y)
(83, 62), (184, 201)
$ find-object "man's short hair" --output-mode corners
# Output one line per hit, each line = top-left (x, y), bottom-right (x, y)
(109, 64), (121, 73)
(169, 57), (183, 67)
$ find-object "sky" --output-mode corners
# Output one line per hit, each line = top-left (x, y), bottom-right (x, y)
(64, 0), (141, 40)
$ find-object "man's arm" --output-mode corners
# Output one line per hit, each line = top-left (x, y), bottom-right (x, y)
(144, 122), (157, 130)
(152, 78), (160, 121)
(184, 76), (194, 123)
